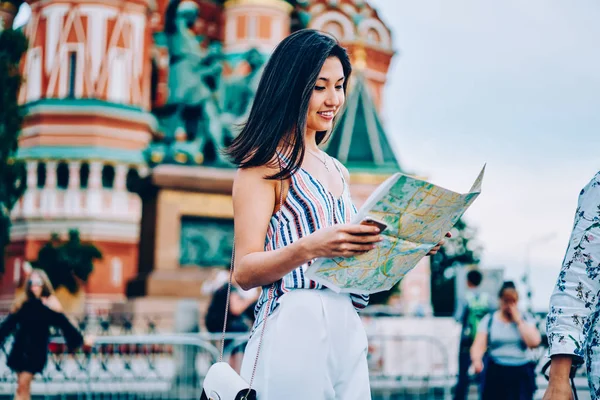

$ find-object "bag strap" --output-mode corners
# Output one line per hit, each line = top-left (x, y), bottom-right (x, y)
(488, 312), (495, 347)
(218, 168), (285, 396)
(486, 311), (493, 346)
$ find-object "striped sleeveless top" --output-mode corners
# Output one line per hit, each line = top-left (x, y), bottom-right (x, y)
(251, 153), (370, 332)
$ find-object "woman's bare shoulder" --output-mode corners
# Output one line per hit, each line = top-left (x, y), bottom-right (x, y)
(43, 295), (64, 312)
(234, 165), (279, 188)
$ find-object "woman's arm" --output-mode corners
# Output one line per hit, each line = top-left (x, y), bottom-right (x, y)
(542, 355), (574, 400)
(43, 295), (63, 312)
(233, 166), (315, 289)
(233, 166), (380, 290)
(45, 305), (83, 350)
(229, 291), (257, 316)
(49, 311), (84, 351)
(508, 304), (542, 348)
(546, 172), (600, 386)
(0, 310), (21, 345)
(470, 330), (488, 374)
(515, 318), (542, 348)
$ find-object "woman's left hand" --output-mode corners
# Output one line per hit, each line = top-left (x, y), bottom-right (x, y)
(84, 335), (95, 347)
(427, 232), (452, 256)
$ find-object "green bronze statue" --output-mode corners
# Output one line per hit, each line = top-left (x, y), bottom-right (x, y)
(158, 0), (227, 165)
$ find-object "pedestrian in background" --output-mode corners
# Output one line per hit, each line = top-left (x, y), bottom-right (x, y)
(204, 271), (259, 372)
(454, 269), (492, 400)
(471, 281), (541, 400)
(544, 171), (600, 400)
(0, 269), (86, 400)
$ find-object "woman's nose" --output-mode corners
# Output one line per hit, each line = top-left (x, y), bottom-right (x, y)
(325, 91), (341, 107)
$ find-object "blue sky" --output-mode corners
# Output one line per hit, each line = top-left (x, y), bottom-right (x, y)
(369, 0), (600, 310)
(12, 1), (599, 310)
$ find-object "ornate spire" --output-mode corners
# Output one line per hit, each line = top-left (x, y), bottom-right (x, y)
(323, 71), (403, 174)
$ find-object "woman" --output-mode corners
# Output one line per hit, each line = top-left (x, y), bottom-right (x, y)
(0, 269), (85, 400)
(544, 171), (600, 400)
(226, 29), (446, 399)
(471, 281), (542, 400)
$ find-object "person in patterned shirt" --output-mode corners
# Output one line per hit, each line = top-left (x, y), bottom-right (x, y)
(545, 171), (600, 400)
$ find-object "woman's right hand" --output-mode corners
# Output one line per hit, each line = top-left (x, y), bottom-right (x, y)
(472, 358), (484, 374)
(303, 224), (382, 259)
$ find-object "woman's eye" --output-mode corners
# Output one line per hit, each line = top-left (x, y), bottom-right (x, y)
(314, 86), (326, 91)
(335, 85), (343, 90)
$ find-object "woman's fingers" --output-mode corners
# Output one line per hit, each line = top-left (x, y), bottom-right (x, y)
(336, 225), (382, 244)
(329, 242), (377, 258)
(339, 242), (377, 253)
(346, 233), (382, 244)
(340, 224), (381, 236)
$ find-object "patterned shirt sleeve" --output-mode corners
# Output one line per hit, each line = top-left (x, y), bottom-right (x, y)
(546, 172), (600, 363)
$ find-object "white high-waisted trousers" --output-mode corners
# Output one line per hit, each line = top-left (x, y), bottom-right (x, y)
(240, 289), (371, 400)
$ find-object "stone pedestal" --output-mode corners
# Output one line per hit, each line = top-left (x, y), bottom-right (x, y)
(127, 164), (236, 300)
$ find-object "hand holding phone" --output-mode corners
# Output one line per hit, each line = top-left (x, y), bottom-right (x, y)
(359, 217), (388, 234)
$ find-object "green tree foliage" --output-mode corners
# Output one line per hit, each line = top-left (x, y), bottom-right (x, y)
(34, 230), (103, 293)
(430, 218), (481, 316)
(0, 28), (28, 274)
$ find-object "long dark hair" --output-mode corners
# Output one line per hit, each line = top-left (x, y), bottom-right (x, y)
(225, 29), (352, 180)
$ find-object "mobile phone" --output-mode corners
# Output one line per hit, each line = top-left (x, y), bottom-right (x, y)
(359, 217), (388, 234)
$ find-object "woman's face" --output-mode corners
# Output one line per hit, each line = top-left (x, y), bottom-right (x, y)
(29, 273), (44, 298)
(306, 56), (345, 134)
(499, 288), (519, 313)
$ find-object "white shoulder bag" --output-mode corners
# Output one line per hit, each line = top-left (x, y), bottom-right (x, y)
(201, 178), (283, 400)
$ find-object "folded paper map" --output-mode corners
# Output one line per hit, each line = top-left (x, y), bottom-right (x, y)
(305, 166), (485, 295)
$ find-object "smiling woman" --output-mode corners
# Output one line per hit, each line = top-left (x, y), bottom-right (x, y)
(225, 30), (352, 180)
(223, 29), (382, 399)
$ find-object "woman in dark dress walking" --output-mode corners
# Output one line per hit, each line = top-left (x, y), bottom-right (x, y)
(0, 269), (85, 400)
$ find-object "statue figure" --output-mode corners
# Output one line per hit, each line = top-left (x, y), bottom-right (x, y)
(219, 48), (267, 130)
(160, 0), (228, 165)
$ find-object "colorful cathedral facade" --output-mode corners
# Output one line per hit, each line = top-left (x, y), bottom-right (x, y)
(0, 0), (431, 315)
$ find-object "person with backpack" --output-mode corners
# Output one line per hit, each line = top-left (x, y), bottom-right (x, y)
(471, 281), (541, 400)
(454, 269), (491, 400)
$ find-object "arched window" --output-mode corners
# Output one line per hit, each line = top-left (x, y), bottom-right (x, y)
(79, 163), (89, 188)
(102, 165), (115, 189)
(36, 162), (46, 188)
(126, 168), (140, 193)
(111, 257), (123, 287)
(367, 28), (381, 45)
(56, 162), (69, 189)
(323, 21), (344, 41)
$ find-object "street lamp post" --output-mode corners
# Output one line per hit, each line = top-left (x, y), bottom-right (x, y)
(522, 233), (557, 315)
